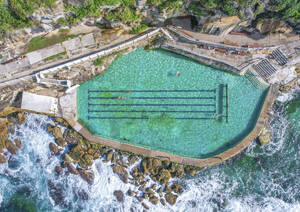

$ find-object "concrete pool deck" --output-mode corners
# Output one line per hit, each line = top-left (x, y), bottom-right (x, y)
(47, 83), (278, 168)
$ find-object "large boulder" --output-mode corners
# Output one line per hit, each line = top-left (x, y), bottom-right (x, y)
(0, 154), (6, 163)
(184, 166), (198, 177)
(63, 129), (81, 145)
(78, 169), (95, 185)
(112, 165), (129, 183)
(256, 19), (293, 34)
(279, 79), (297, 93)
(49, 142), (61, 155)
(113, 190), (124, 202)
(104, 150), (113, 162)
(16, 112), (26, 125)
(55, 165), (62, 174)
(48, 125), (63, 140)
(14, 139), (22, 149)
(157, 169), (171, 185)
(258, 127), (271, 146)
(165, 193), (178, 206)
(67, 163), (79, 175)
(149, 196), (159, 205)
(5, 140), (18, 154)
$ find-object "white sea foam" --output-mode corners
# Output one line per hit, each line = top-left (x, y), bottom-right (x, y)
(0, 111), (299, 211)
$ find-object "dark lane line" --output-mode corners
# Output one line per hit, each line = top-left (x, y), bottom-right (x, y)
(88, 116), (216, 120)
(88, 96), (216, 100)
(88, 103), (216, 107)
(88, 109), (216, 113)
(88, 89), (216, 93)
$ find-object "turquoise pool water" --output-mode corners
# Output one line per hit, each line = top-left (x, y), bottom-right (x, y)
(77, 48), (268, 158)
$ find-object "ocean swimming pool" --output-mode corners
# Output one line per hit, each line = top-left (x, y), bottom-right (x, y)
(77, 48), (268, 158)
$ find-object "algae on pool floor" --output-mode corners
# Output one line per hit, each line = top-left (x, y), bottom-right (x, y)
(77, 48), (268, 158)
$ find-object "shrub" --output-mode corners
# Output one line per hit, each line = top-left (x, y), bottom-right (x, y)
(130, 24), (148, 34)
(93, 57), (103, 66)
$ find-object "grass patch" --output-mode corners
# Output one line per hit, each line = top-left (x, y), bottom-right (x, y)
(130, 24), (148, 34)
(44, 51), (67, 62)
(93, 57), (103, 66)
(27, 30), (78, 53)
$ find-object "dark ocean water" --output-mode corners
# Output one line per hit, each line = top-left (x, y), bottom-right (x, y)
(0, 93), (299, 212)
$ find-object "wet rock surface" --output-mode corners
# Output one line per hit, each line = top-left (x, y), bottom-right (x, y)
(1, 114), (202, 209)
(113, 190), (124, 202)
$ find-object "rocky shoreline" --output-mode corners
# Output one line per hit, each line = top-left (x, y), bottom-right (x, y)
(0, 111), (201, 208)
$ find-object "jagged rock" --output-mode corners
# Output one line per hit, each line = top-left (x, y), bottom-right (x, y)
(142, 202), (149, 210)
(5, 140), (18, 154)
(49, 142), (60, 155)
(87, 148), (96, 156)
(93, 151), (100, 159)
(157, 169), (171, 185)
(127, 189), (135, 196)
(62, 153), (75, 163)
(55, 165), (62, 174)
(172, 184), (183, 194)
(17, 112), (26, 125)
(63, 129), (81, 145)
(47, 180), (67, 206)
(149, 196), (159, 205)
(112, 165), (129, 183)
(0, 154), (6, 163)
(67, 163), (79, 175)
(113, 190), (124, 202)
(14, 139), (22, 149)
(163, 160), (170, 167)
(151, 184), (157, 190)
(279, 79), (297, 93)
(78, 169), (95, 185)
(83, 154), (93, 166)
(52, 126), (63, 140)
(111, 152), (118, 163)
(184, 167), (197, 177)
(160, 198), (166, 205)
(259, 127), (271, 146)
(152, 158), (162, 170)
(256, 18), (293, 34)
(164, 185), (172, 193)
(105, 150), (113, 162)
(143, 193), (149, 199)
(137, 196), (144, 202)
(117, 159), (128, 168)
(165, 193), (178, 206)
(55, 138), (66, 147)
(128, 155), (138, 165)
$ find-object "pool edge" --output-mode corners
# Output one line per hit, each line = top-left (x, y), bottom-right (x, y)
(65, 84), (278, 168)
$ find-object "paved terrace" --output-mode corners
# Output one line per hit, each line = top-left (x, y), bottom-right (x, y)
(51, 83), (278, 168)
(161, 41), (243, 74)
(171, 26), (300, 49)
(0, 28), (162, 88)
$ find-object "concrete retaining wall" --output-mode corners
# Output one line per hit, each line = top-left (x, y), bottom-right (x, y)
(161, 42), (241, 74)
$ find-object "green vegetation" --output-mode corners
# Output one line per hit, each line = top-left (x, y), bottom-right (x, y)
(0, 0), (55, 38)
(27, 30), (77, 53)
(130, 24), (148, 34)
(44, 51), (67, 62)
(224, 4), (237, 16)
(286, 99), (300, 114)
(188, 0), (300, 21)
(2, 194), (37, 212)
(93, 57), (103, 66)
(57, 17), (68, 26)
